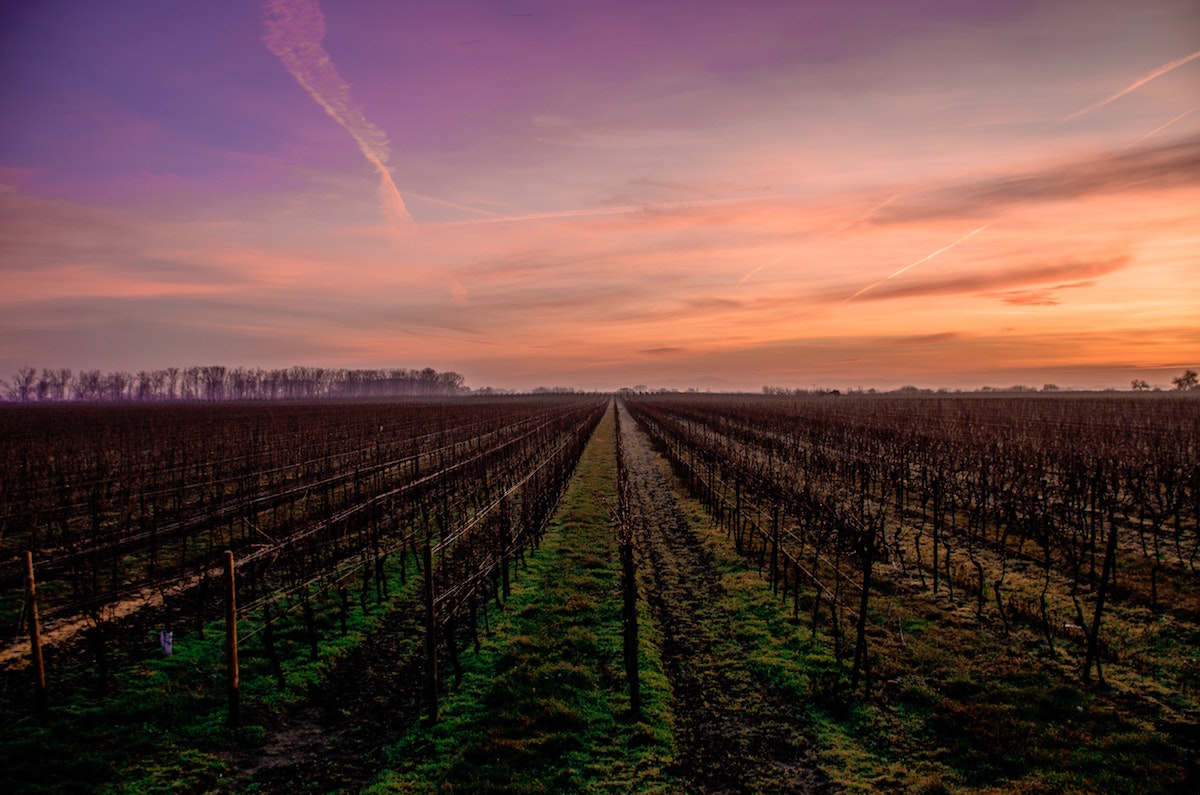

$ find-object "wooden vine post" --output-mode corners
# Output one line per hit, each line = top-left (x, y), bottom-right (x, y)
(615, 403), (641, 718)
(25, 551), (47, 719)
(225, 550), (240, 728)
(423, 542), (438, 725)
(621, 541), (640, 718)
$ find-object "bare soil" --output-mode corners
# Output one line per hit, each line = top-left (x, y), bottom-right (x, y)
(618, 401), (833, 794)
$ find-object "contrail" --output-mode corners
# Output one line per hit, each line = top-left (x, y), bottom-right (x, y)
(737, 255), (787, 287)
(450, 203), (651, 224)
(1124, 103), (1200, 149)
(737, 194), (901, 286)
(444, 194), (776, 225)
(826, 193), (902, 237)
(406, 191), (506, 218)
(843, 221), (995, 304)
(1062, 48), (1200, 122)
(262, 0), (415, 229)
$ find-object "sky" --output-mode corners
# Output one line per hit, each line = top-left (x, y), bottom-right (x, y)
(1, 0), (1198, 392)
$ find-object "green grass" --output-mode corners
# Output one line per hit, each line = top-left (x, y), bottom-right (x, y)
(368, 405), (679, 794)
(0, 547), (427, 794)
(11, 405), (1190, 793)
(658, 453), (1197, 794)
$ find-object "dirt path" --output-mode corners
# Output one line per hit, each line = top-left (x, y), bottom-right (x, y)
(618, 400), (832, 794)
(232, 401), (832, 793)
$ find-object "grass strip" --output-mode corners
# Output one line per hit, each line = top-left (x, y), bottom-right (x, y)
(369, 404), (678, 794)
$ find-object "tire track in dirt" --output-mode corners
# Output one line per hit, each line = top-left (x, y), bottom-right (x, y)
(618, 400), (832, 794)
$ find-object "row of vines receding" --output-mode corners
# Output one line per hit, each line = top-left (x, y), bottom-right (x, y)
(0, 395), (606, 722)
(624, 392), (1200, 700)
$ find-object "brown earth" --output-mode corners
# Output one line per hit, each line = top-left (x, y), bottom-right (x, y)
(618, 400), (834, 794)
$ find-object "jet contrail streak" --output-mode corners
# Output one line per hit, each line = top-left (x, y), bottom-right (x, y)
(262, 0), (415, 229)
(1124, 103), (1200, 148)
(406, 192), (506, 217)
(444, 194), (776, 225)
(454, 204), (652, 224)
(737, 255), (786, 286)
(736, 194), (902, 286)
(826, 193), (901, 237)
(843, 221), (995, 304)
(1063, 48), (1200, 122)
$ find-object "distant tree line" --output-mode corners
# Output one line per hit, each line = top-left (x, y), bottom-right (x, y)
(762, 369), (1200, 397)
(3, 365), (468, 402)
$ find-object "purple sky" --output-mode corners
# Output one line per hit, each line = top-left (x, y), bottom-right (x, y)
(2, 0), (1198, 391)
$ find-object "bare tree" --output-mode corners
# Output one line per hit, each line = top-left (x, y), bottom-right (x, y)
(201, 366), (227, 401)
(1172, 369), (1198, 391)
(54, 369), (73, 400)
(75, 369), (101, 400)
(11, 366), (37, 402)
(105, 371), (132, 401)
(149, 370), (168, 399)
(136, 371), (153, 401)
(36, 369), (54, 401)
(181, 366), (201, 399)
(7, 363), (471, 401)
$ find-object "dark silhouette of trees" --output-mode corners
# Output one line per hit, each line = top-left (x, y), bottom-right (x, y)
(1173, 369), (1199, 391)
(74, 369), (101, 400)
(10, 366), (37, 402)
(4, 364), (472, 402)
(103, 371), (132, 400)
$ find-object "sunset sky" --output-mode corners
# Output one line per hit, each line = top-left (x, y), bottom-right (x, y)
(2, 0), (1198, 392)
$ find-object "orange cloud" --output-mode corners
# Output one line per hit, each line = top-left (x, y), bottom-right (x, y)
(883, 332), (962, 346)
(852, 256), (1130, 303)
(877, 134), (1200, 222)
(987, 281), (1097, 306)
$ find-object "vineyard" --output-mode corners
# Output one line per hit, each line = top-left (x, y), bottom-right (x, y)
(1, 392), (1198, 792)
(0, 396), (604, 744)
(623, 391), (1200, 789)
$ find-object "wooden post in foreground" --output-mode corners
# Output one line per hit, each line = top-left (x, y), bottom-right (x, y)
(225, 550), (240, 728)
(25, 551), (47, 719)
(423, 543), (438, 724)
(621, 542), (640, 719)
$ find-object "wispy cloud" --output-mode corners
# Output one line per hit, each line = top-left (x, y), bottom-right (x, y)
(986, 280), (1097, 306)
(843, 222), (996, 303)
(879, 134), (1200, 221)
(883, 332), (961, 346)
(445, 194), (768, 226)
(262, 0), (415, 230)
(851, 256), (1129, 303)
(1062, 47), (1200, 122)
(737, 194), (901, 286)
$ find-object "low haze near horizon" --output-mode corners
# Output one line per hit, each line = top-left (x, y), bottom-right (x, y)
(2, 0), (1198, 393)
